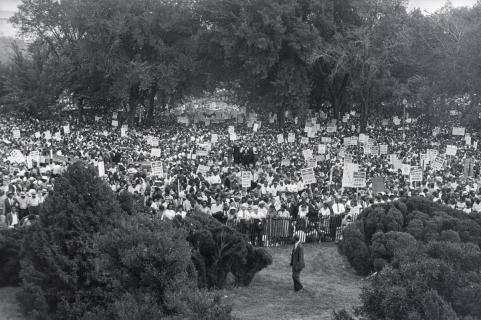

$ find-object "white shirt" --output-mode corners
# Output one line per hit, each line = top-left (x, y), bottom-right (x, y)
(332, 202), (346, 215)
(257, 207), (267, 219)
(163, 209), (176, 220)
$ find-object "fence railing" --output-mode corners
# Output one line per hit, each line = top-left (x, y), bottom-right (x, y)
(225, 214), (358, 247)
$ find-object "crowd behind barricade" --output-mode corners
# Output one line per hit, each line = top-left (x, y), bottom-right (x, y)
(1, 107), (481, 246)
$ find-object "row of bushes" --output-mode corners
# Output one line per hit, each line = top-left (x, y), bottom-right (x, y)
(0, 163), (272, 320)
(339, 197), (481, 319)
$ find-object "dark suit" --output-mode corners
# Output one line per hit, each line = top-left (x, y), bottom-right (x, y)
(5, 197), (16, 214)
(290, 243), (305, 291)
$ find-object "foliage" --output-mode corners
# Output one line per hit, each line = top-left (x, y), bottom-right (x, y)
(180, 212), (272, 289)
(339, 197), (481, 319)
(5, 0), (481, 121)
(17, 163), (232, 320)
(0, 228), (25, 287)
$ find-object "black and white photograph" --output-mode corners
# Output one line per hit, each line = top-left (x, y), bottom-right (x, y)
(1, 0), (481, 319)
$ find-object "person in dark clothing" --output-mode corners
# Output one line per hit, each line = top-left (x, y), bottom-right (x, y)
(290, 235), (305, 292)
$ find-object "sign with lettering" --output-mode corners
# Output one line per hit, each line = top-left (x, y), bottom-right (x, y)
(452, 127), (466, 136)
(301, 167), (316, 185)
(241, 171), (251, 188)
(410, 166), (423, 182)
(446, 145), (457, 156)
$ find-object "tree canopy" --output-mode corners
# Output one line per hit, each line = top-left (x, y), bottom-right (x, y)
(2, 0), (481, 129)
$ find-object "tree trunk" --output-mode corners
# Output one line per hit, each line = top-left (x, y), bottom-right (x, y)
(128, 85), (139, 126)
(277, 105), (286, 128)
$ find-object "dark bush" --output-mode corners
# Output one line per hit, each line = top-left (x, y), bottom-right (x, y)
(0, 228), (25, 286)
(17, 163), (232, 320)
(343, 198), (481, 320)
(182, 212), (272, 288)
(339, 223), (372, 275)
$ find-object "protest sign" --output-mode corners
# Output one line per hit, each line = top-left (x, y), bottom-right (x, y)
(30, 150), (40, 163)
(372, 177), (385, 194)
(353, 171), (366, 188)
(315, 155), (325, 162)
(12, 129), (20, 139)
(288, 133), (295, 142)
(277, 134), (284, 143)
(301, 137), (308, 144)
(228, 126), (235, 134)
(230, 133), (237, 141)
(95, 116), (102, 122)
(327, 126), (337, 133)
(241, 171), (251, 188)
(321, 137), (331, 143)
(410, 166), (423, 182)
(149, 136), (159, 147)
(344, 154), (353, 164)
(120, 125), (128, 137)
(63, 125), (70, 134)
(34, 132), (41, 139)
(359, 134), (368, 144)
(281, 159), (290, 166)
(197, 164), (210, 176)
(432, 155), (445, 171)
(196, 143), (211, 157)
(342, 163), (359, 188)
(318, 144), (326, 154)
(211, 134), (218, 143)
(350, 136), (358, 146)
(371, 145), (379, 156)
(98, 161), (105, 177)
(452, 127), (466, 136)
(446, 145), (457, 156)
(150, 161), (163, 177)
(402, 164), (411, 175)
(380, 144), (388, 155)
(301, 167), (316, 185)
(151, 148), (161, 157)
(54, 132), (62, 141)
(302, 149), (313, 159)
(343, 137), (350, 145)
(253, 123), (259, 132)
(465, 134), (471, 146)
(393, 117), (401, 125)
(432, 127), (440, 136)
(112, 120), (118, 127)
(306, 158), (317, 168)
(307, 128), (316, 138)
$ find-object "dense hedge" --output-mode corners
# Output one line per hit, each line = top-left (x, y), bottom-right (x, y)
(179, 213), (272, 289)
(15, 163), (233, 320)
(0, 228), (25, 286)
(339, 197), (481, 319)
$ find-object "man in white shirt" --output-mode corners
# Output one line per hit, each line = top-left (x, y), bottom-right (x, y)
(332, 197), (346, 215)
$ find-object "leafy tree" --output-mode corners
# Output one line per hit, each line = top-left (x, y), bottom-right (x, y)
(17, 163), (232, 320)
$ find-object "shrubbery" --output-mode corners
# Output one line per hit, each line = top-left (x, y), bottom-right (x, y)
(0, 228), (24, 286)
(15, 163), (234, 320)
(339, 197), (481, 319)
(180, 212), (272, 289)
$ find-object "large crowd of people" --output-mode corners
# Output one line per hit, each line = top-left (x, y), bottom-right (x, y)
(1, 104), (480, 244)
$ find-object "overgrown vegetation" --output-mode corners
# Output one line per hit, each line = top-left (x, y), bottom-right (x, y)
(339, 197), (481, 319)
(0, 163), (271, 320)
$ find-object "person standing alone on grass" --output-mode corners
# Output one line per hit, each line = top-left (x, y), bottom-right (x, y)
(290, 234), (305, 292)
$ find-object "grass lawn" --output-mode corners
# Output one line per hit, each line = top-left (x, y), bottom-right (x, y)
(0, 243), (362, 320)
(227, 243), (364, 320)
